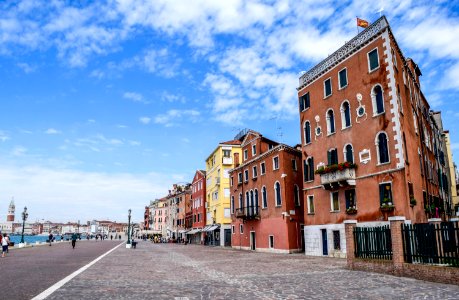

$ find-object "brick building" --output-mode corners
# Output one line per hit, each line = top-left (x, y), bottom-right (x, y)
(297, 16), (450, 257)
(229, 130), (304, 253)
(186, 170), (206, 244)
(164, 183), (191, 241)
(143, 206), (150, 230)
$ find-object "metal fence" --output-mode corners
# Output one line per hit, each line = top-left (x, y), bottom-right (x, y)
(354, 225), (392, 260)
(402, 222), (459, 267)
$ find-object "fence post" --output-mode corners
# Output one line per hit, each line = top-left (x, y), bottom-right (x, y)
(388, 216), (406, 276)
(344, 220), (357, 269)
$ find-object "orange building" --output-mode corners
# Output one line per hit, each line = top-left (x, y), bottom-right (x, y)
(230, 130), (304, 253)
(187, 170), (206, 244)
(297, 16), (450, 257)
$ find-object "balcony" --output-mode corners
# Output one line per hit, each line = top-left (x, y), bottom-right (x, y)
(317, 164), (356, 190)
(235, 206), (260, 220)
(222, 157), (233, 165)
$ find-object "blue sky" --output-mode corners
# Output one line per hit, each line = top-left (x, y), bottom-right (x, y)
(0, 0), (458, 223)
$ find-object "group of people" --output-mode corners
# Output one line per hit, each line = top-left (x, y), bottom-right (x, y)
(1, 233), (10, 257)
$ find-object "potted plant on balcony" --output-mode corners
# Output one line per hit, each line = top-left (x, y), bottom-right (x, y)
(315, 162), (357, 175)
(380, 198), (395, 212)
(410, 197), (417, 207)
(346, 206), (357, 214)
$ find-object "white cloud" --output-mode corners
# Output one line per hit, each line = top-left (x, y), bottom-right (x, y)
(45, 128), (61, 135)
(0, 163), (181, 222)
(123, 91), (149, 104)
(129, 140), (141, 146)
(139, 117), (151, 124)
(17, 62), (36, 73)
(154, 109), (200, 127)
(12, 146), (27, 156)
(71, 134), (123, 152)
(0, 131), (10, 142)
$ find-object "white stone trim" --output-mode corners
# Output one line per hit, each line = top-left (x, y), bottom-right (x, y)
(382, 30), (404, 169)
(388, 216), (406, 221)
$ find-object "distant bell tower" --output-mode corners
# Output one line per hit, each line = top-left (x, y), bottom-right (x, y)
(7, 198), (15, 222)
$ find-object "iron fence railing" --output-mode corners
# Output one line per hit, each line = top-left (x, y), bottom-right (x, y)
(402, 222), (459, 267)
(354, 225), (392, 260)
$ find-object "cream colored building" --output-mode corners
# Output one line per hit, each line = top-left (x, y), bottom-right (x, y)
(444, 131), (459, 216)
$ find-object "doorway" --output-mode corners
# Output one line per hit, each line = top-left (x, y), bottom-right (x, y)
(250, 231), (256, 250)
(224, 229), (232, 247)
(321, 229), (328, 256)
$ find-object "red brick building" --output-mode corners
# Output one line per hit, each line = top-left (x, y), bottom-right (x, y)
(143, 206), (150, 230)
(297, 16), (450, 257)
(230, 130), (304, 253)
(186, 170), (207, 244)
(175, 184), (192, 242)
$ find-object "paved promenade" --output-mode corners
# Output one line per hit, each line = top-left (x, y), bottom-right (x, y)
(39, 242), (458, 300)
(1, 240), (121, 300)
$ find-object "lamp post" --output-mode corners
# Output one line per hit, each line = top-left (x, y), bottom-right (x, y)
(20, 206), (29, 244)
(127, 209), (132, 247)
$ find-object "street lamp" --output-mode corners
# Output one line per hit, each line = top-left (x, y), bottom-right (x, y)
(127, 209), (132, 245)
(20, 206), (29, 244)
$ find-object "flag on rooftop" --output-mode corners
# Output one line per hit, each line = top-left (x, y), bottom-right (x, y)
(357, 17), (369, 28)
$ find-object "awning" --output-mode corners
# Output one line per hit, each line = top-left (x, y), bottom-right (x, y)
(204, 225), (220, 232)
(178, 230), (189, 234)
(187, 228), (202, 234)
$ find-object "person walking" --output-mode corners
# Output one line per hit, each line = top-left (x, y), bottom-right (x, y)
(2, 233), (9, 257)
(71, 232), (77, 249)
(48, 233), (53, 246)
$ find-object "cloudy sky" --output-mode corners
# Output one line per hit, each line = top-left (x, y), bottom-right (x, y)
(0, 0), (458, 223)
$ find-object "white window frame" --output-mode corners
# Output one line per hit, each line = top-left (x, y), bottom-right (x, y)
(307, 195), (314, 214)
(274, 181), (282, 207)
(304, 120), (311, 145)
(367, 47), (380, 72)
(243, 149), (248, 160)
(260, 162), (266, 175)
(323, 77), (332, 98)
(244, 169), (249, 182)
(371, 84), (385, 116)
(375, 131), (390, 165)
(326, 108), (336, 135)
(330, 191), (340, 212)
(252, 144), (256, 156)
(252, 165), (258, 178)
(338, 67), (348, 90)
(340, 100), (351, 129)
(262, 186), (267, 209)
(273, 156), (279, 170)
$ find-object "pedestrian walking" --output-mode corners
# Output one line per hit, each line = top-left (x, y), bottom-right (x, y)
(48, 233), (53, 246)
(110, 235), (113, 240)
(71, 233), (77, 249)
(2, 233), (9, 257)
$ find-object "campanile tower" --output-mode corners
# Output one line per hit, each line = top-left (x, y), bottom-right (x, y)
(7, 198), (15, 222)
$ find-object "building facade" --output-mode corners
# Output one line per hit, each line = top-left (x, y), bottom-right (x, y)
(187, 170), (206, 244)
(205, 136), (243, 246)
(230, 130), (304, 253)
(297, 16), (450, 257)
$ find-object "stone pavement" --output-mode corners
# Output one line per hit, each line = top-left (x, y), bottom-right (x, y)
(46, 241), (459, 300)
(1, 240), (122, 300)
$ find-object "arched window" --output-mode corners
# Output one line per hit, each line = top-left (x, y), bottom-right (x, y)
(274, 181), (282, 206)
(326, 109), (335, 134)
(344, 144), (354, 163)
(304, 121), (311, 144)
(341, 101), (351, 128)
(262, 186), (267, 208)
(376, 132), (390, 164)
(327, 148), (338, 166)
(304, 157), (314, 182)
(294, 185), (300, 206)
(371, 85), (384, 115)
(249, 190), (254, 216)
(254, 189), (259, 214)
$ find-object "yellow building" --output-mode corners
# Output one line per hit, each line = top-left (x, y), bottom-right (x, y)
(205, 138), (242, 246)
(444, 131), (459, 216)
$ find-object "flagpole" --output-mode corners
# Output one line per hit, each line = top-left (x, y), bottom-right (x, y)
(356, 16), (359, 34)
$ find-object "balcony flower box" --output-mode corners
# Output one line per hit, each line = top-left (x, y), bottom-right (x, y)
(346, 207), (357, 215)
(317, 163), (357, 188)
(380, 204), (395, 212)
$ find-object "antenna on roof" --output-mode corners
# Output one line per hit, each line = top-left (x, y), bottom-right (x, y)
(269, 116), (284, 143)
(376, 7), (384, 17)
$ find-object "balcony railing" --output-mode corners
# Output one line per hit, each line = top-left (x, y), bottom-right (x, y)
(319, 167), (356, 190)
(235, 205), (260, 220)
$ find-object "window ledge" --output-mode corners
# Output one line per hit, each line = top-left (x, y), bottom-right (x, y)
(377, 162), (391, 166)
(338, 85), (348, 90)
(304, 142), (312, 146)
(323, 94), (333, 100)
(301, 107), (310, 112)
(304, 180), (314, 183)
(327, 132), (336, 137)
(369, 66), (380, 74)
(330, 210), (341, 213)
(372, 112), (385, 117)
(341, 125), (352, 131)
(307, 213), (315, 215)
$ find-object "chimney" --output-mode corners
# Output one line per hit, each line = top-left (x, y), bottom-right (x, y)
(234, 153), (240, 167)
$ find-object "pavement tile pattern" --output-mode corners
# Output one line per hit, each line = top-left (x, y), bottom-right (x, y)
(47, 242), (459, 300)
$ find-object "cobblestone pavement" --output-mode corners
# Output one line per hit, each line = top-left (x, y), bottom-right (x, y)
(45, 241), (459, 300)
(1, 240), (122, 300)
